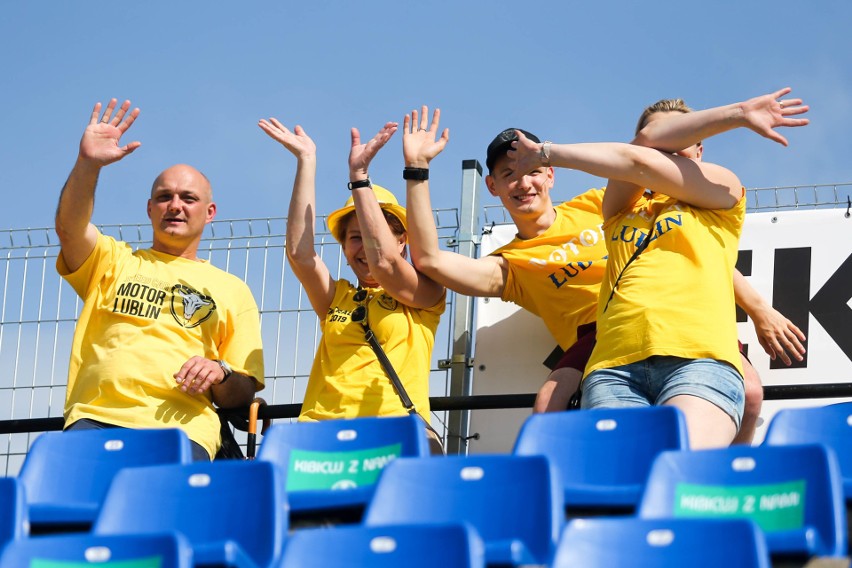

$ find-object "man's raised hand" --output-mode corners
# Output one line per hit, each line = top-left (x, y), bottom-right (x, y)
(403, 105), (449, 168)
(79, 99), (141, 166)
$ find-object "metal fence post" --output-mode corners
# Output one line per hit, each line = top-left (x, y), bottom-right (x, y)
(445, 159), (482, 454)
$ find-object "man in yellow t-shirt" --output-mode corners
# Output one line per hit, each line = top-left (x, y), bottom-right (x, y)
(55, 98), (264, 460)
(405, 115), (610, 414)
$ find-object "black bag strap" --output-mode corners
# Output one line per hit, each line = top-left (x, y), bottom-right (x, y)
(362, 326), (417, 413)
(359, 320), (444, 445)
(603, 222), (655, 313)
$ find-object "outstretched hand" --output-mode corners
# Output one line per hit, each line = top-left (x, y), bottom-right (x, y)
(258, 118), (316, 159)
(402, 106), (449, 168)
(751, 304), (807, 366)
(79, 99), (141, 166)
(506, 130), (544, 175)
(349, 122), (398, 179)
(741, 87), (809, 146)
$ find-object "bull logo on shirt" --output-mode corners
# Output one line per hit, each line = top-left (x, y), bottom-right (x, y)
(170, 284), (216, 328)
(377, 294), (398, 312)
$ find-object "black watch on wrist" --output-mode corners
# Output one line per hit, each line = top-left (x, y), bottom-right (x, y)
(347, 178), (372, 191)
(403, 167), (429, 181)
(215, 359), (233, 384)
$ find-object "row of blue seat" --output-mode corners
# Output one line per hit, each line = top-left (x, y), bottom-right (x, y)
(2, 402), (851, 566)
(0, 516), (773, 568)
(0, 445), (842, 567)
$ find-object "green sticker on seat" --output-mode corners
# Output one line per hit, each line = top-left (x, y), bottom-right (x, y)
(32, 557), (162, 568)
(674, 480), (806, 531)
(286, 444), (402, 491)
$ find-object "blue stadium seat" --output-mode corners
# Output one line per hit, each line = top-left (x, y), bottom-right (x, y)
(93, 461), (286, 568)
(257, 415), (430, 517)
(513, 406), (688, 515)
(363, 455), (563, 566)
(0, 532), (193, 568)
(638, 444), (847, 560)
(0, 477), (26, 548)
(18, 428), (193, 531)
(552, 517), (771, 568)
(763, 402), (852, 499)
(279, 523), (485, 568)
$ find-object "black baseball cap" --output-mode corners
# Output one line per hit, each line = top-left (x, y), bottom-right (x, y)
(485, 128), (541, 172)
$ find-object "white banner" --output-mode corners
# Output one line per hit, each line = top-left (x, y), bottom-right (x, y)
(470, 208), (852, 452)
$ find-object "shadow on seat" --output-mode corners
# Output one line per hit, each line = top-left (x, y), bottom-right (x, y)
(513, 406), (688, 518)
(552, 517), (770, 567)
(363, 454), (563, 566)
(279, 522), (485, 568)
(18, 428), (193, 533)
(0, 532), (193, 568)
(257, 415), (430, 525)
(92, 460), (286, 568)
(638, 444), (847, 562)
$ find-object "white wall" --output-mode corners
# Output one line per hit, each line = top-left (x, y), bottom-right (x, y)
(469, 208), (852, 452)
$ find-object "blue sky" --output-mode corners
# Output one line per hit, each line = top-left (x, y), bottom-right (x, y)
(1, 0), (850, 233)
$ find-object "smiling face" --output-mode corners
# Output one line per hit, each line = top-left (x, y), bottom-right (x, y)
(485, 153), (556, 236)
(147, 164), (216, 259)
(341, 213), (406, 287)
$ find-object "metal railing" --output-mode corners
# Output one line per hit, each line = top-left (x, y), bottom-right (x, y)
(1, 178), (850, 471)
(0, 207), (463, 474)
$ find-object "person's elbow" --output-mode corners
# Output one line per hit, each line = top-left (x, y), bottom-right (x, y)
(286, 245), (318, 270)
(369, 254), (405, 283)
(409, 251), (444, 281)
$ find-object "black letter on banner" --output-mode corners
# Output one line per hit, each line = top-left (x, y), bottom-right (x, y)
(735, 250), (752, 358)
(772, 248), (810, 369)
(810, 252), (852, 364)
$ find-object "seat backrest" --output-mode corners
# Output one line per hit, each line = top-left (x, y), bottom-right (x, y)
(553, 517), (770, 568)
(256, 415), (429, 511)
(513, 406), (688, 509)
(18, 428), (193, 525)
(638, 444), (847, 558)
(0, 477), (26, 547)
(93, 460), (286, 568)
(363, 455), (563, 566)
(763, 402), (852, 497)
(280, 523), (485, 568)
(0, 532), (192, 568)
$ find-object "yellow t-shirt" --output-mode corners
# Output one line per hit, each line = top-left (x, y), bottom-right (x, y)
(58, 232), (265, 459)
(300, 279), (445, 423)
(494, 188), (608, 349)
(585, 191), (746, 377)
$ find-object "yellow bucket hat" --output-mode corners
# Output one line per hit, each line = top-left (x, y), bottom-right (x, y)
(326, 184), (407, 244)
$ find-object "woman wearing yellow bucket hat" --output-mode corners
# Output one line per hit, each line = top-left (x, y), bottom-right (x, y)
(258, 117), (446, 452)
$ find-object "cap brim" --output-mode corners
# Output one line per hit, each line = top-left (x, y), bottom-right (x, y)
(326, 204), (407, 244)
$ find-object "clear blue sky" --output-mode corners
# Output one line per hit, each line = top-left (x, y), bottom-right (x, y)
(1, 0), (850, 233)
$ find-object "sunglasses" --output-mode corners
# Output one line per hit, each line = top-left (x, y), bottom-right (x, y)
(351, 289), (369, 323)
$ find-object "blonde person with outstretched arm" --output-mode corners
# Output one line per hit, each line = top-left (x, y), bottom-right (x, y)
(507, 88), (809, 448)
(258, 117), (446, 453)
(403, 99), (805, 444)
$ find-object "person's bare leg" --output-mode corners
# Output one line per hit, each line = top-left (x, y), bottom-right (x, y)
(732, 353), (762, 445)
(534, 367), (582, 413)
(664, 394), (738, 449)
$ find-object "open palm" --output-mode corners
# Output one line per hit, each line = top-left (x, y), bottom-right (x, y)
(79, 99), (141, 166)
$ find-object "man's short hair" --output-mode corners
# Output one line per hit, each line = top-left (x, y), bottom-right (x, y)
(485, 128), (541, 173)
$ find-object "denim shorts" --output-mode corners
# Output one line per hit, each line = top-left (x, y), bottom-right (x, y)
(581, 356), (745, 429)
